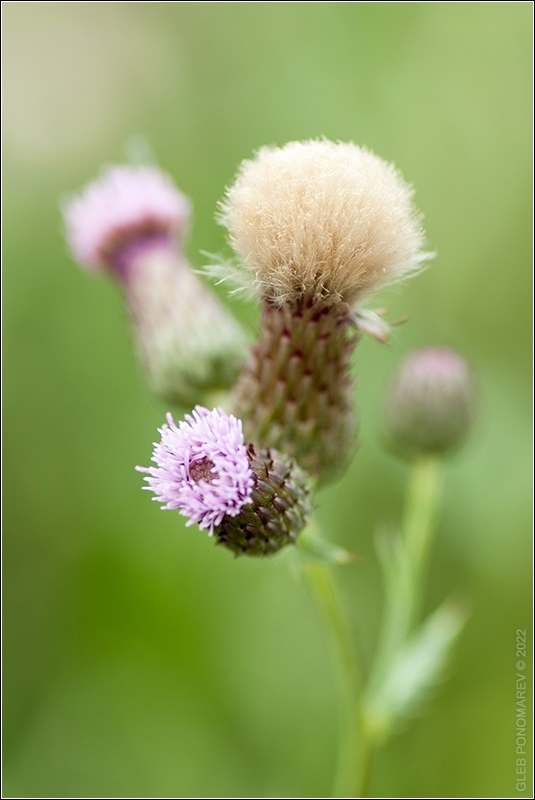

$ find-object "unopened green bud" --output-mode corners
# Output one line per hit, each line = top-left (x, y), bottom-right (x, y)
(385, 347), (475, 457)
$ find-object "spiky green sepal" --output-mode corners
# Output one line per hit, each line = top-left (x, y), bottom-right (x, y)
(125, 247), (249, 407)
(233, 298), (359, 484)
(215, 444), (313, 557)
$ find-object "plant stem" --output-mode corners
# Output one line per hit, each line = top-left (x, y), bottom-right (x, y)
(299, 457), (443, 797)
(298, 519), (363, 797)
(402, 454), (442, 632)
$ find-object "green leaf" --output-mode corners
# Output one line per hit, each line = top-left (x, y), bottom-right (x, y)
(375, 600), (467, 725)
(374, 526), (412, 603)
(296, 531), (357, 565)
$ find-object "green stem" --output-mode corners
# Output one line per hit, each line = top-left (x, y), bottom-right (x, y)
(362, 454), (443, 777)
(298, 520), (364, 797)
(376, 456), (442, 678)
(298, 458), (443, 797)
(404, 454), (442, 594)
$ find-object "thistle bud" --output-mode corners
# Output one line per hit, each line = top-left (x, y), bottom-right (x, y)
(216, 444), (313, 556)
(219, 140), (427, 482)
(137, 407), (313, 557)
(385, 347), (475, 457)
(63, 165), (248, 407)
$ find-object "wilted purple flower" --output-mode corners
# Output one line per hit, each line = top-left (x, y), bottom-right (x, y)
(63, 165), (190, 271)
(137, 407), (254, 534)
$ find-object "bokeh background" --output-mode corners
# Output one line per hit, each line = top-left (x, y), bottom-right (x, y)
(3, 3), (532, 797)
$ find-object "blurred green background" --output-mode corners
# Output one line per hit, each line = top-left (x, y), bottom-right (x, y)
(3, 2), (532, 797)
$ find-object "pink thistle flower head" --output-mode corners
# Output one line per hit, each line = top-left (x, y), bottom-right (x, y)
(63, 165), (191, 271)
(137, 407), (254, 534)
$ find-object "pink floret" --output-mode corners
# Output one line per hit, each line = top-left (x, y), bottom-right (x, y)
(63, 165), (191, 269)
(137, 407), (254, 534)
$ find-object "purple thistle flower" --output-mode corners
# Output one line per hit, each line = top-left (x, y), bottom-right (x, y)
(137, 407), (254, 534)
(63, 165), (190, 271)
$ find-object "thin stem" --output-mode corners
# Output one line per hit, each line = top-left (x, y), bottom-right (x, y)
(298, 519), (364, 797)
(402, 454), (442, 631)
(298, 458), (443, 797)
(358, 742), (376, 799)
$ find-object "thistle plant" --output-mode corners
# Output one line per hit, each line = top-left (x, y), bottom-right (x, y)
(63, 140), (476, 798)
(357, 347), (475, 794)
(385, 346), (475, 457)
(63, 165), (248, 407)
(137, 405), (312, 557)
(220, 140), (428, 483)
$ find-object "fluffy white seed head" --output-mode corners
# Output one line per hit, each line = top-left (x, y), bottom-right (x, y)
(220, 139), (428, 306)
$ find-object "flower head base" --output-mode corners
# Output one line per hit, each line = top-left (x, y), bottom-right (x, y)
(216, 444), (313, 556)
(234, 299), (358, 483)
(385, 347), (475, 457)
(138, 407), (313, 555)
(63, 165), (191, 271)
(220, 139), (427, 307)
(138, 407), (254, 533)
